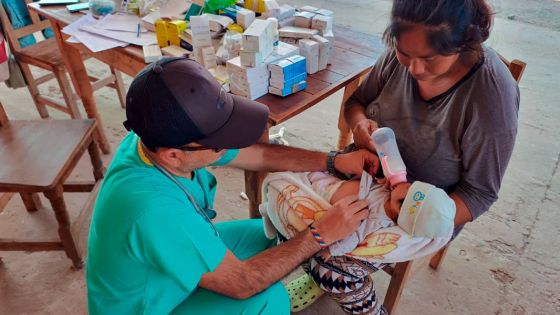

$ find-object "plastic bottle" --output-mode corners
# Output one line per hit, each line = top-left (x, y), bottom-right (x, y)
(371, 127), (407, 186)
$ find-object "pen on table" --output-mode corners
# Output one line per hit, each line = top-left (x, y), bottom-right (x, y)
(136, 23), (140, 38)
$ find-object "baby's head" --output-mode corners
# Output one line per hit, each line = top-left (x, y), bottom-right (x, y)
(398, 181), (456, 238)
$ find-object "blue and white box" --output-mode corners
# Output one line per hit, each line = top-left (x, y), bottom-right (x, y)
(268, 55), (307, 96)
(269, 80), (307, 97)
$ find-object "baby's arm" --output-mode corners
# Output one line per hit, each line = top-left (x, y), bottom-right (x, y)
(330, 180), (409, 220)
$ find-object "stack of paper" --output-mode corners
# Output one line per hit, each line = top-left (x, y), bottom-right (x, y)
(62, 13), (158, 53)
(63, 14), (128, 53)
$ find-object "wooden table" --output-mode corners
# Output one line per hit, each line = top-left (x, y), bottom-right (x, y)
(29, 3), (383, 216)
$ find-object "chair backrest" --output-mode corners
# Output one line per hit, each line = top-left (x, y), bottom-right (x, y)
(0, 100), (8, 126)
(498, 53), (527, 83)
(0, 0), (51, 51)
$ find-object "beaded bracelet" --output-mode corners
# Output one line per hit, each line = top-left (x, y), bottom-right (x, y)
(309, 224), (327, 249)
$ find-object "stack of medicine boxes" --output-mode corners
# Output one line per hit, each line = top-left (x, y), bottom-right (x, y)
(227, 19), (275, 100)
(190, 15), (217, 69)
(268, 55), (307, 96)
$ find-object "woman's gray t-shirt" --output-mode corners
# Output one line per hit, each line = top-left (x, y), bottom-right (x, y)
(345, 48), (519, 220)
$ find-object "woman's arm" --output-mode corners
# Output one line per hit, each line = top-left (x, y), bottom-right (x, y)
(343, 50), (398, 150)
(450, 193), (473, 226)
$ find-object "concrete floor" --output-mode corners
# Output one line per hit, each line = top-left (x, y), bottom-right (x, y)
(1, 0), (560, 314)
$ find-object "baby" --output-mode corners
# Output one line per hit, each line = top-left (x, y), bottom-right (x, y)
(307, 172), (456, 257)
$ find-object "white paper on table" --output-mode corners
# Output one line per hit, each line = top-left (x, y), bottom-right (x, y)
(74, 31), (128, 52)
(80, 25), (157, 46)
(142, 10), (160, 25)
(67, 36), (80, 43)
(63, 14), (128, 52)
(62, 14), (97, 36)
(97, 13), (147, 33)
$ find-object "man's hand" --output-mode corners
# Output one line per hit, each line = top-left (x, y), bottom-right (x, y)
(313, 195), (369, 246)
(335, 149), (380, 177)
(385, 182), (411, 221)
(351, 119), (378, 152)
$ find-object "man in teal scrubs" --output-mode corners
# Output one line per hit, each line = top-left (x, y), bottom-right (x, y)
(87, 58), (376, 314)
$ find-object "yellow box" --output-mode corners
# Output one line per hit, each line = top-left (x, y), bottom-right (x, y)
(256, 0), (265, 14)
(155, 19), (169, 48)
(245, 0), (265, 13)
(167, 20), (187, 47)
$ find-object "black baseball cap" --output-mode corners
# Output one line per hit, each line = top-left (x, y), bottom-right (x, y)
(123, 57), (269, 150)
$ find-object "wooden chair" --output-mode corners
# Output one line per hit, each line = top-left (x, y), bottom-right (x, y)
(336, 55), (527, 314)
(0, 0), (126, 119)
(0, 99), (105, 268)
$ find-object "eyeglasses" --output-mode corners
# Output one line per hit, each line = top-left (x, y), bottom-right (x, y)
(177, 145), (223, 153)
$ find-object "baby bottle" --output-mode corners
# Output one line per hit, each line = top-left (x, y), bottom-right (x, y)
(371, 127), (407, 186)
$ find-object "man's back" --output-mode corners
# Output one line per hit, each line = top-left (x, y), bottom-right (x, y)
(86, 133), (232, 314)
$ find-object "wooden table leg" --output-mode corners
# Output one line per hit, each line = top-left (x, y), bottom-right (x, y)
(88, 138), (105, 181)
(0, 193), (14, 213)
(337, 76), (363, 150)
(48, 19), (111, 155)
(245, 126), (270, 218)
(20, 193), (42, 212)
(44, 184), (83, 269)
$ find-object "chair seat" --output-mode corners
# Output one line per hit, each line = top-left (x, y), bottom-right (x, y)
(0, 119), (96, 191)
(15, 38), (89, 70)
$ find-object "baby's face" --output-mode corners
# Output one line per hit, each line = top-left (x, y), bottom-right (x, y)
(389, 182), (411, 216)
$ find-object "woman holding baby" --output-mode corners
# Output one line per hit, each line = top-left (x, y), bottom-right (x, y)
(270, 0), (520, 314)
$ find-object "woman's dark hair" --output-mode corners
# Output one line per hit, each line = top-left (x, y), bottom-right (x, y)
(383, 0), (493, 55)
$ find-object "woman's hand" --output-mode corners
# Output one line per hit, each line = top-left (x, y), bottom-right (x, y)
(351, 119), (378, 152)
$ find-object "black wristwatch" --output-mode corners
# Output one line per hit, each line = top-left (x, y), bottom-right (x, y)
(327, 151), (349, 179)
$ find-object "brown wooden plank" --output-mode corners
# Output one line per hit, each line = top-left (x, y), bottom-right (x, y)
(310, 69), (345, 84)
(0, 241), (64, 251)
(0, 120), (95, 190)
(304, 76), (331, 95)
(63, 181), (96, 192)
(384, 261), (413, 314)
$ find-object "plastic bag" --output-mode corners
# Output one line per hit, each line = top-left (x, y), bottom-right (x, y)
(203, 0), (236, 14)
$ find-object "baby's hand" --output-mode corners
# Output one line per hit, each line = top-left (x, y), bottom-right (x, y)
(386, 182), (411, 220)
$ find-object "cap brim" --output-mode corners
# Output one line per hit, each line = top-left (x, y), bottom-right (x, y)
(198, 94), (270, 149)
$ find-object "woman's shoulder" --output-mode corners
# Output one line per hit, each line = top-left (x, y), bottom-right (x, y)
(375, 49), (407, 83)
(475, 47), (519, 91)
(461, 47), (520, 139)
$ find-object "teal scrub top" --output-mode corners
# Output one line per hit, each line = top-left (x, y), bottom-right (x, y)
(86, 132), (239, 314)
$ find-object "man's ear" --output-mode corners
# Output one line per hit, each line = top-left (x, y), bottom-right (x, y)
(158, 148), (185, 168)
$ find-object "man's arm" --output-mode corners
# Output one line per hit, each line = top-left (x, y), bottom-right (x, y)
(229, 144), (379, 177)
(199, 229), (319, 299)
(199, 195), (369, 299)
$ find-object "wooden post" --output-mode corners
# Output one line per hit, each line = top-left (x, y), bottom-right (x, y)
(244, 126), (270, 218)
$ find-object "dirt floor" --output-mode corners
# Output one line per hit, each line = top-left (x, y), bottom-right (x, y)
(1, 0), (560, 314)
